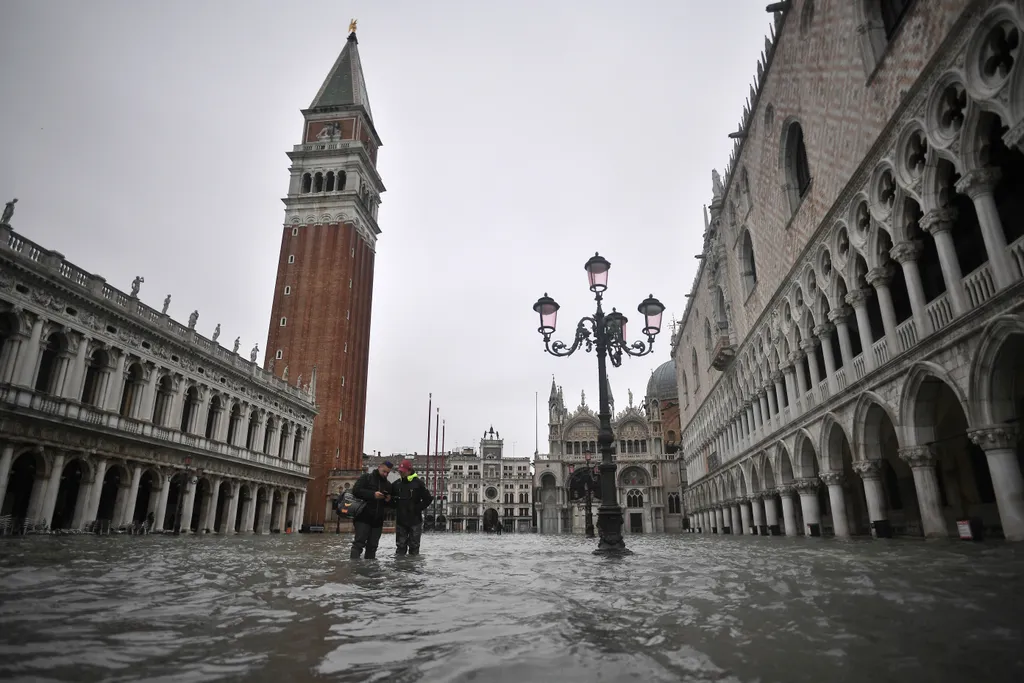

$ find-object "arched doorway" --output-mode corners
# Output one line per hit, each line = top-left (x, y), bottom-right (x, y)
(51, 458), (89, 530)
(856, 401), (918, 536)
(235, 485), (251, 532)
(908, 372), (989, 538)
(2, 450), (43, 520)
(483, 508), (499, 532)
(253, 487), (268, 533)
(213, 481), (232, 533)
(163, 473), (186, 532)
(190, 478), (212, 532)
(131, 470), (159, 526)
(97, 465), (128, 526)
(539, 473), (558, 533)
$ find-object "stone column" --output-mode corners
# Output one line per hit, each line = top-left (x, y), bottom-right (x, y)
(772, 371), (787, 414)
(138, 363), (159, 421)
(920, 208), (968, 316)
(779, 485), (799, 536)
(800, 339), (822, 400)
(244, 487), (259, 533)
(730, 504), (741, 534)
(969, 425), (1024, 542)
(202, 478), (222, 532)
(763, 495), (779, 534)
(758, 390), (771, 429)
(105, 353), (128, 413)
(853, 460), (889, 536)
(845, 289), (876, 373)
(714, 506), (724, 533)
(899, 446), (947, 537)
(40, 452), (67, 528)
(795, 479), (821, 536)
(955, 168), (1015, 290)
(63, 334), (91, 400)
(814, 324), (838, 393)
(751, 494), (766, 534)
(766, 380), (779, 419)
(165, 376), (187, 431)
(828, 307), (855, 371)
(752, 397), (764, 431)
(223, 481), (241, 534)
(783, 365), (798, 414)
(262, 490), (276, 533)
(740, 498), (752, 534)
(866, 266), (899, 356)
(26, 472), (48, 520)
(890, 240), (930, 338)
(84, 459), (108, 524)
(71, 458), (98, 529)
(16, 316), (44, 387)
(820, 471), (850, 537)
(120, 464), (143, 525)
(0, 444), (15, 514)
(153, 475), (171, 531)
(791, 351), (809, 401)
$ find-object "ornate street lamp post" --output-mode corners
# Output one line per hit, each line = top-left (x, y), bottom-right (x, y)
(533, 253), (665, 554)
(584, 451), (596, 538)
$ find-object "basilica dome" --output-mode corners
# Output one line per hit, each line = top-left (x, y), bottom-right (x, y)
(646, 359), (677, 401)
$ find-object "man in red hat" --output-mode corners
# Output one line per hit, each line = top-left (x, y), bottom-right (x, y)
(392, 459), (433, 555)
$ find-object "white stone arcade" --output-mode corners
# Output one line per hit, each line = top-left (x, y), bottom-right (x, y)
(678, 2), (1024, 542)
(0, 224), (316, 534)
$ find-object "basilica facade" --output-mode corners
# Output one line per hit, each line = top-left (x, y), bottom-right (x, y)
(0, 222), (316, 535)
(535, 371), (687, 534)
(676, 0), (1024, 542)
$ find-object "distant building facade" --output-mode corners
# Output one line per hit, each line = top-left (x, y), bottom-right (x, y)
(445, 428), (533, 533)
(534, 371), (688, 534)
(0, 223), (316, 534)
(676, 0), (1024, 542)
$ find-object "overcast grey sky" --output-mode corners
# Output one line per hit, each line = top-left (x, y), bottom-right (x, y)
(1, 1), (772, 457)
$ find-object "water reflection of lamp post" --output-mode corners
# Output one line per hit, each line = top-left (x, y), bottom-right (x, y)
(533, 253), (665, 555)
(173, 456), (203, 536)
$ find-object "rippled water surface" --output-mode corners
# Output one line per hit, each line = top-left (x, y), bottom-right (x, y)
(1, 533), (1022, 682)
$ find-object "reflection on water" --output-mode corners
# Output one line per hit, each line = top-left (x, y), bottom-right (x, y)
(0, 533), (1022, 682)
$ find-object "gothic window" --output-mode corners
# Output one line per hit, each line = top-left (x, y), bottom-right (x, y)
(651, 464), (658, 478)
(681, 371), (689, 405)
(783, 121), (811, 215)
(740, 229), (758, 295)
(626, 490), (644, 508)
(691, 349), (699, 388)
(667, 493), (681, 514)
(857, 1), (914, 77)
(704, 319), (713, 364)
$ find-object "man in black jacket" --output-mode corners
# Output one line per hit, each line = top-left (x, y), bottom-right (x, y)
(393, 459), (434, 555)
(350, 460), (395, 559)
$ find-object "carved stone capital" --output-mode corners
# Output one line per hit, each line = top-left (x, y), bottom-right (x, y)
(919, 208), (958, 235)
(865, 265), (894, 288)
(799, 338), (820, 353)
(889, 240), (923, 265)
(828, 306), (852, 324)
(852, 459), (884, 479)
(771, 370), (785, 384)
(813, 323), (834, 339)
(793, 479), (819, 494)
(968, 424), (1020, 451)
(898, 445), (936, 468)
(776, 484), (796, 497)
(819, 471), (844, 487)
(845, 288), (872, 308)
(954, 167), (1001, 199)
(1002, 119), (1024, 152)
(789, 350), (806, 365)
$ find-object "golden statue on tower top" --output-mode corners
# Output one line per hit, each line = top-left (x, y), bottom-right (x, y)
(348, 19), (357, 34)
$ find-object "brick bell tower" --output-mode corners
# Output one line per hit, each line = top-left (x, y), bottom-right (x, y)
(265, 22), (384, 526)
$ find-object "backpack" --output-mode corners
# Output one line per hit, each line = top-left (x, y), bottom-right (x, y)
(335, 480), (368, 520)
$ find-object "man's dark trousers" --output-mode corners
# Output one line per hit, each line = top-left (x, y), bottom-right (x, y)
(396, 523), (423, 555)
(352, 521), (384, 559)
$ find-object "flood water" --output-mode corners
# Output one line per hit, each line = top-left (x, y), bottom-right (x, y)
(0, 532), (1022, 683)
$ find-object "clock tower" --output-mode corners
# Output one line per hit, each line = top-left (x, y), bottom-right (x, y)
(265, 25), (384, 525)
